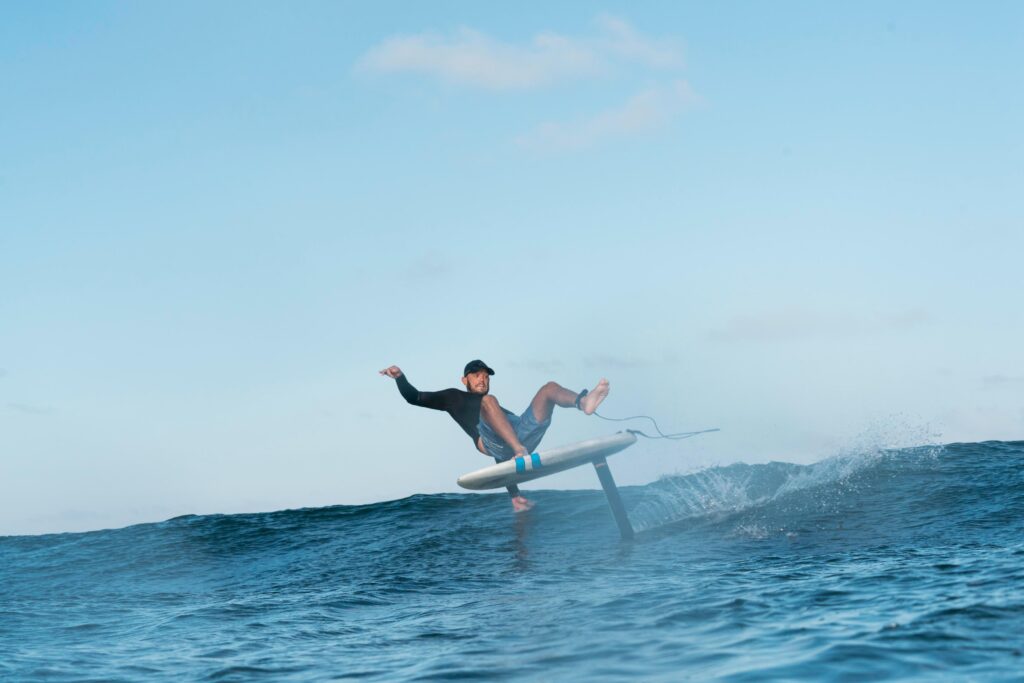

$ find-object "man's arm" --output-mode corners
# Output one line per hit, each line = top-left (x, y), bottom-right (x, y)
(379, 365), (449, 410)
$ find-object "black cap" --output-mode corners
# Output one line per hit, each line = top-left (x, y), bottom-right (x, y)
(463, 359), (495, 377)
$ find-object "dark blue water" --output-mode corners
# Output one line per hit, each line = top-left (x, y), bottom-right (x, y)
(2, 441), (1023, 681)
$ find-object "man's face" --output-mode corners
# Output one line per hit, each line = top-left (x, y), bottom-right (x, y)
(462, 370), (491, 395)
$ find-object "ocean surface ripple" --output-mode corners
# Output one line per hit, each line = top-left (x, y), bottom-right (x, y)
(2, 440), (1023, 681)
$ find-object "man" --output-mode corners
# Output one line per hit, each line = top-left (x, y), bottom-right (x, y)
(380, 360), (610, 512)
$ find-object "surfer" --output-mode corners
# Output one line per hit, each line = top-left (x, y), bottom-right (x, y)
(380, 360), (610, 512)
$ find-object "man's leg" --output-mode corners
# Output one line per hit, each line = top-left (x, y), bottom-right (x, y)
(481, 395), (527, 455)
(478, 434), (523, 500)
(530, 378), (610, 423)
(480, 395), (534, 512)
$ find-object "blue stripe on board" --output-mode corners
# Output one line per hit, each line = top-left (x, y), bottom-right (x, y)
(531, 453), (541, 469)
(515, 457), (525, 473)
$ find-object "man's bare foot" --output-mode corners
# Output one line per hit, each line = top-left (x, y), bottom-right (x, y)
(580, 378), (610, 415)
(511, 495), (534, 513)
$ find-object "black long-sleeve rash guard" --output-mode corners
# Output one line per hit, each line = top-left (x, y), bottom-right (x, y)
(395, 373), (511, 445)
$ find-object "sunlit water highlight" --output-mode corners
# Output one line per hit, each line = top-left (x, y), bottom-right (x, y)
(2, 441), (1022, 681)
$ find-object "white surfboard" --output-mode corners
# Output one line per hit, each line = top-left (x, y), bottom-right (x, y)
(457, 431), (638, 490)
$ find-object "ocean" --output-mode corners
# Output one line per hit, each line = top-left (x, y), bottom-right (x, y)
(2, 440), (1022, 681)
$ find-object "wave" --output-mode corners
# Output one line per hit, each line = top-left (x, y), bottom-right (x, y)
(628, 440), (1023, 544)
(2, 441), (1022, 681)
(4, 441), (1021, 556)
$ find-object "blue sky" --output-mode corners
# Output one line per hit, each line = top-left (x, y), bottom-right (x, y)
(2, 2), (1022, 535)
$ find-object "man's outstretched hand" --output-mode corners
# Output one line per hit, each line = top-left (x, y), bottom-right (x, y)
(379, 365), (403, 379)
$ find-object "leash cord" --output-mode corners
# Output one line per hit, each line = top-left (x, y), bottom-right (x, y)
(592, 410), (720, 440)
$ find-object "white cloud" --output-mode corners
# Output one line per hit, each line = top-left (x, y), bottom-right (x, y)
(355, 16), (683, 91)
(356, 16), (694, 150)
(402, 252), (453, 283)
(8, 402), (55, 416)
(508, 358), (566, 374)
(707, 308), (932, 342)
(583, 354), (654, 369)
(356, 28), (599, 89)
(982, 374), (1024, 389)
(517, 79), (698, 150)
(595, 14), (684, 69)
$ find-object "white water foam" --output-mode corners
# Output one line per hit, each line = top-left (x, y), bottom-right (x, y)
(630, 414), (945, 533)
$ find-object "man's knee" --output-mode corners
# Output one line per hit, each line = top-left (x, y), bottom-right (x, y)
(481, 394), (500, 411)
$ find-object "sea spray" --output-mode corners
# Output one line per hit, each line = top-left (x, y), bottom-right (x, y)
(630, 417), (946, 535)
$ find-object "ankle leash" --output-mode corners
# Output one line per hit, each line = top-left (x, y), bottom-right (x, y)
(574, 389), (588, 410)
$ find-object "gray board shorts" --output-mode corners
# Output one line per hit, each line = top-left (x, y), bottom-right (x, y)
(478, 406), (551, 463)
